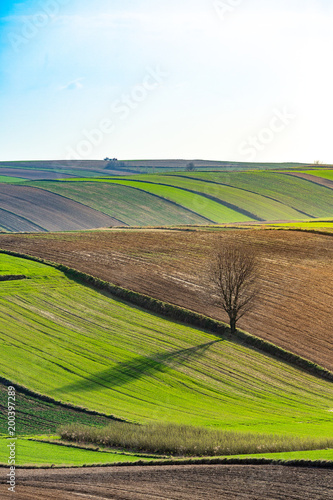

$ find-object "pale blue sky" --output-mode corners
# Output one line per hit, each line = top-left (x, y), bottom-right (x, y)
(1, 0), (333, 162)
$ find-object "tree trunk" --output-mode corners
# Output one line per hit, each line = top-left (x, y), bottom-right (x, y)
(230, 317), (236, 334)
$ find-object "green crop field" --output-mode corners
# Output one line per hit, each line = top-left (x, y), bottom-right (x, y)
(23, 181), (208, 226)
(0, 382), (116, 436)
(0, 176), (26, 183)
(108, 175), (308, 221)
(29, 179), (255, 223)
(221, 218), (333, 234)
(263, 219), (333, 233)
(174, 171), (333, 218)
(0, 253), (333, 443)
(86, 179), (256, 223)
(0, 166), (327, 232)
(4, 436), (332, 467)
(231, 448), (333, 462)
(0, 438), (154, 466)
(296, 169), (333, 181)
(23, 168), (333, 229)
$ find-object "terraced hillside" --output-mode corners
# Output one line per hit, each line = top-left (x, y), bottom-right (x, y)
(0, 252), (332, 439)
(1, 229), (331, 372)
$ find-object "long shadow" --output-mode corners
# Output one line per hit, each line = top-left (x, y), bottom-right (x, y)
(52, 340), (221, 395)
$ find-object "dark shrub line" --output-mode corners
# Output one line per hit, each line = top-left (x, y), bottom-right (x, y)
(0, 274), (27, 281)
(1, 249), (332, 383)
(2, 457), (332, 470)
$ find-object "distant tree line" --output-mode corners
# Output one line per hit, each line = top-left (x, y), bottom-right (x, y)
(185, 162), (196, 171)
(104, 158), (126, 170)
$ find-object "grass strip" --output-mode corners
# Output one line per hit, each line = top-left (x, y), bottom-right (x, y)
(59, 422), (333, 457)
(0, 437), (153, 467)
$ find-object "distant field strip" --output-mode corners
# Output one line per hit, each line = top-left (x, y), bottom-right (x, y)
(64, 179), (255, 223)
(0, 168), (78, 180)
(0, 176), (26, 183)
(0, 253), (333, 439)
(4, 168), (332, 229)
(29, 170), (333, 224)
(176, 172), (333, 218)
(295, 169), (333, 181)
(225, 448), (333, 462)
(24, 181), (210, 226)
(260, 219), (333, 234)
(117, 176), (309, 221)
(99, 180), (255, 222)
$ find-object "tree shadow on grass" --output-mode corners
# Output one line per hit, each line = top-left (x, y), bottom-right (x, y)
(52, 340), (221, 395)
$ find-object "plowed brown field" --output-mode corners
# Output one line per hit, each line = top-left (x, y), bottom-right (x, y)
(0, 168), (77, 180)
(0, 185), (124, 231)
(0, 229), (332, 370)
(1, 465), (333, 500)
(288, 172), (333, 189)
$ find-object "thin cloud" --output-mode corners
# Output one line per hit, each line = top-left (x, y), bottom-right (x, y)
(59, 79), (84, 91)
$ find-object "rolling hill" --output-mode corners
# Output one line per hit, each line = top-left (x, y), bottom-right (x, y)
(1, 228), (331, 372)
(0, 252), (332, 439)
(0, 163), (332, 231)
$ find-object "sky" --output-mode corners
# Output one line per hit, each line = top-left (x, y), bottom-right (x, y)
(0, 0), (333, 162)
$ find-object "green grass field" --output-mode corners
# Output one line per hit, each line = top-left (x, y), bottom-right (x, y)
(0, 175), (27, 183)
(220, 218), (333, 234)
(2, 436), (332, 467)
(0, 382), (117, 436)
(232, 448), (333, 461)
(0, 437), (154, 466)
(264, 219), (333, 233)
(0, 253), (333, 443)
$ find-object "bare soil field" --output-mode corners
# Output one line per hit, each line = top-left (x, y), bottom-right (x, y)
(288, 172), (333, 189)
(0, 160), (108, 170)
(1, 464), (332, 500)
(0, 229), (332, 371)
(0, 168), (77, 180)
(0, 185), (124, 231)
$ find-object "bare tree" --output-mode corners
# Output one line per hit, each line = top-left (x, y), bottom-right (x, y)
(211, 242), (260, 333)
